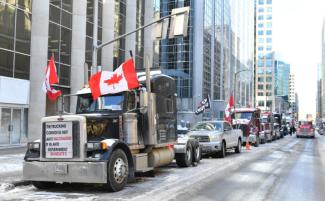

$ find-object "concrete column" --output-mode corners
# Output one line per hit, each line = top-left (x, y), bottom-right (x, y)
(101, 0), (115, 71)
(125, 0), (136, 59)
(193, 1), (204, 112)
(144, 0), (153, 68)
(28, 0), (50, 141)
(70, 0), (87, 113)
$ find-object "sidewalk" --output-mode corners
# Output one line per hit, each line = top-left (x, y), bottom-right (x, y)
(0, 144), (26, 184)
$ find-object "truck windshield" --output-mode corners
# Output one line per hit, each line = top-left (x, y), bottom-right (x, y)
(77, 94), (124, 113)
(235, 112), (252, 120)
(261, 117), (268, 123)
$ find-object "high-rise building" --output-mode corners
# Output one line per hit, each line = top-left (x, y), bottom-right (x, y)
(0, 0), (154, 144)
(274, 60), (290, 97)
(154, 0), (254, 123)
(321, 17), (325, 118)
(255, 0), (274, 111)
(317, 64), (322, 118)
(289, 74), (297, 114)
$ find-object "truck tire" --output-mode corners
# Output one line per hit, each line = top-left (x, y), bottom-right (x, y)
(192, 141), (201, 165)
(176, 143), (193, 167)
(32, 181), (55, 190)
(235, 139), (242, 153)
(217, 141), (226, 158)
(105, 149), (128, 192)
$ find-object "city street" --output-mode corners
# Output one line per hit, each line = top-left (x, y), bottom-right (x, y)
(1, 134), (325, 201)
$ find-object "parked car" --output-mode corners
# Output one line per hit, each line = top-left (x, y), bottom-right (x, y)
(296, 121), (315, 138)
(317, 121), (325, 135)
(188, 121), (243, 158)
(233, 108), (261, 147)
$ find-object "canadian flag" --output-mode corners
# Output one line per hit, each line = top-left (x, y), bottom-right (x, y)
(89, 59), (139, 100)
(42, 55), (61, 101)
(224, 95), (234, 123)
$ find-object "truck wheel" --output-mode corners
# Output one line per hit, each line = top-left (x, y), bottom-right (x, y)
(32, 181), (55, 190)
(235, 139), (242, 153)
(176, 143), (193, 167)
(105, 149), (128, 192)
(217, 141), (226, 158)
(192, 141), (201, 165)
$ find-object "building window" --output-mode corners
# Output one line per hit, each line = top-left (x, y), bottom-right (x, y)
(266, 38), (272, 43)
(258, 101), (265, 106)
(266, 30), (272, 35)
(266, 76), (272, 82)
(267, 0), (272, 4)
(258, 77), (264, 82)
(258, 92), (264, 96)
(258, 23), (264, 28)
(267, 7), (272, 12)
(265, 53), (272, 59)
(258, 61), (264, 67)
(266, 22), (272, 28)
(266, 92), (272, 96)
(0, 1), (32, 79)
(258, 84), (264, 90)
(258, 38), (264, 43)
(258, 30), (264, 35)
(258, 7), (264, 12)
(258, 46), (263, 51)
(266, 100), (272, 107)
(266, 60), (273, 67)
(266, 14), (272, 20)
(259, 0), (264, 5)
(258, 15), (263, 20)
(258, 68), (264, 74)
(266, 46), (272, 51)
(266, 84), (272, 90)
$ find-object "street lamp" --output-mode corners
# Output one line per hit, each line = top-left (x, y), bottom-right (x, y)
(234, 69), (252, 111)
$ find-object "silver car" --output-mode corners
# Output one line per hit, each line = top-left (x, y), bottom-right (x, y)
(188, 121), (243, 158)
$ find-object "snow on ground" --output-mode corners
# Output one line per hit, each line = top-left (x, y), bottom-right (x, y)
(0, 154), (24, 174)
(0, 137), (298, 201)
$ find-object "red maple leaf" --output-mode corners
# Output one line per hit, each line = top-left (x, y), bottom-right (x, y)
(104, 73), (123, 86)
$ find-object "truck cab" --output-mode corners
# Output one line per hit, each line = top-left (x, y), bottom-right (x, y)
(232, 108), (261, 147)
(23, 73), (200, 192)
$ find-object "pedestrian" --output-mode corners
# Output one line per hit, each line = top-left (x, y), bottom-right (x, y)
(290, 120), (295, 136)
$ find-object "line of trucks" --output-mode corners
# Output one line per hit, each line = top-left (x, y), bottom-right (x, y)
(22, 72), (287, 192)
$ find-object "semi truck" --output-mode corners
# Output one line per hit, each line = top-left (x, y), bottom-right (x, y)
(23, 73), (201, 192)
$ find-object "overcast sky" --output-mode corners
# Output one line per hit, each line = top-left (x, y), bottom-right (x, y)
(273, 0), (325, 119)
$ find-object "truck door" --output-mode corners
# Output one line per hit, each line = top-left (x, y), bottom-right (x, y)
(223, 122), (234, 147)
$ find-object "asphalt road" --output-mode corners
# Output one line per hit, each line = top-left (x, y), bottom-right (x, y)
(1, 135), (325, 201)
(175, 135), (325, 201)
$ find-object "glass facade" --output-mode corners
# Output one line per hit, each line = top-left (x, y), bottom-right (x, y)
(48, 0), (73, 87)
(153, 0), (193, 103)
(85, 0), (103, 75)
(274, 60), (290, 96)
(135, 0), (145, 69)
(0, 0), (32, 80)
(113, 0), (126, 68)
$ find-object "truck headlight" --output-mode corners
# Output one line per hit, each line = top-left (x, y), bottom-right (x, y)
(86, 142), (107, 151)
(27, 142), (40, 151)
(209, 135), (218, 141)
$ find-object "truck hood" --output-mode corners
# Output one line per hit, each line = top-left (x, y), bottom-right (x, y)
(188, 130), (221, 136)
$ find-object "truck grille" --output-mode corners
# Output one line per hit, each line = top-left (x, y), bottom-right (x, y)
(42, 121), (80, 159)
(191, 135), (210, 142)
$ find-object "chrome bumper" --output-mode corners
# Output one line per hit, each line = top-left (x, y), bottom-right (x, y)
(200, 142), (222, 153)
(23, 161), (107, 183)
